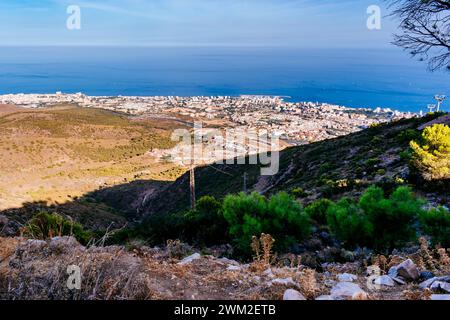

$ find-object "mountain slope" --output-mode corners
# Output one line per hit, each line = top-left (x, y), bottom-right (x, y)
(142, 115), (449, 219)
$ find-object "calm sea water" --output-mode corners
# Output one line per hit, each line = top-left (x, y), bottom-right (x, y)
(0, 46), (448, 112)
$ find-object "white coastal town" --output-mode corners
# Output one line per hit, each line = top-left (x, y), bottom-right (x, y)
(0, 93), (415, 147)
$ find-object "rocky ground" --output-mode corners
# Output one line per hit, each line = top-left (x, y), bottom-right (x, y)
(1, 236), (449, 300)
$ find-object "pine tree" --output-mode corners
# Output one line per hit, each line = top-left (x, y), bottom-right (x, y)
(410, 124), (450, 180)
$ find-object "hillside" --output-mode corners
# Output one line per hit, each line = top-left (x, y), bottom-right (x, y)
(141, 114), (449, 219)
(0, 104), (189, 232)
(0, 105), (186, 210)
(1, 110), (448, 238)
(1, 112), (449, 301)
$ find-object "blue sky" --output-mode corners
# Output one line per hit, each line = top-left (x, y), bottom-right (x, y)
(0, 0), (399, 47)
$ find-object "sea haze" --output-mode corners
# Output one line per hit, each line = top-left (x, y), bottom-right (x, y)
(0, 46), (448, 112)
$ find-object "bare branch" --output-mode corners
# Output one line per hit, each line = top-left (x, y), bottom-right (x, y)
(386, 0), (450, 71)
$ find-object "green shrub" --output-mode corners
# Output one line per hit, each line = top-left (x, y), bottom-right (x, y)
(22, 211), (93, 245)
(365, 157), (380, 168)
(420, 207), (450, 247)
(131, 209), (188, 246)
(305, 199), (334, 225)
(326, 186), (423, 251)
(359, 186), (422, 251)
(222, 192), (311, 257)
(183, 196), (228, 246)
(291, 187), (307, 198)
(326, 198), (373, 248)
(399, 148), (412, 161)
(397, 129), (421, 143)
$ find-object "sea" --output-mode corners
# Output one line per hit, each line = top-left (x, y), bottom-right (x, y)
(0, 46), (448, 112)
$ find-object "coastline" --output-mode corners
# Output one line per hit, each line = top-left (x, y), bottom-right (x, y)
(0, 93), (416, 146)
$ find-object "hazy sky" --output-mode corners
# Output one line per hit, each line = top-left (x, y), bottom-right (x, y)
(0, 0), (399, 47)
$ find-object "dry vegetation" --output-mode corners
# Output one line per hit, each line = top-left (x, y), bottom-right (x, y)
(0, 105), (187, 210)
(1, 235), (448, 300)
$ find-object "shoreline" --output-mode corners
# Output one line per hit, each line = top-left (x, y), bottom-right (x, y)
(0, 92), (415, 115)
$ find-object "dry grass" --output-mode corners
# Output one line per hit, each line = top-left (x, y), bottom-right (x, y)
(295, 268), (318, 299)
(1, 236), (449, 301)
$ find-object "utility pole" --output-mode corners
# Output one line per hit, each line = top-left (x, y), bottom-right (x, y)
(190, 165), (196, 210)
(427, 104), (436, 113)
(243, 172), (248, 194)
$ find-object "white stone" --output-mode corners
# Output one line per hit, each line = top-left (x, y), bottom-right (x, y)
(226, 265), (241, 271)
(430, 281), (450, 293)
(271, 277), (296, 286)
(283, 289), (306, 301)
(178, 253), (201, 265)
(373, 275), (395, 287)
(264, 268), (275, 279)
(337, 273), (358, 282)
(419, 276), (450, 289)
(331, 282), (366, 299)
(218, 257), (240, 266)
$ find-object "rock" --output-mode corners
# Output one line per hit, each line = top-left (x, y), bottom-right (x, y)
(50, 236), (79, 247)
(26, 239), (47, 252)
(271, 277), (296, 286)
(218, 257), (240, 266)
(431, 294), (450, 301)
(391, 277), (406, 285)
(420, 277), (438, 289)
(420, 271), (435, 281)
(337, 273), (358, 282)
(419, 276), (450, 289)
(388, 266), (398, 278)
(430, 281), (450, 293)
(226, 265), (241, 271)
(396, 259), (419, 281)
(315, 295), (333, 300)
(283, 289), (306, 301)
(330, 282), (366, 299)
(178, 253), (201, 265)
(373, 275), (395, 287)
(264, 268), (275, 279)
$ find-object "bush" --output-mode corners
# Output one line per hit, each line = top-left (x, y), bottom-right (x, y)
(410, 124), (450, 181)
(397, 129), (421, 143)
(122, 196), (228, 247)
(420, 207), (450, 247)
(359, 186), (422, 251)
(291, 187), (307, 198)
(22, 211), (93, 245)
(183, 196), (228, 246)
(222, 192), (311, 257)
(326, 186), (423, 251)
(305, 199), (333, 225)
(326, 198), (373, 248)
